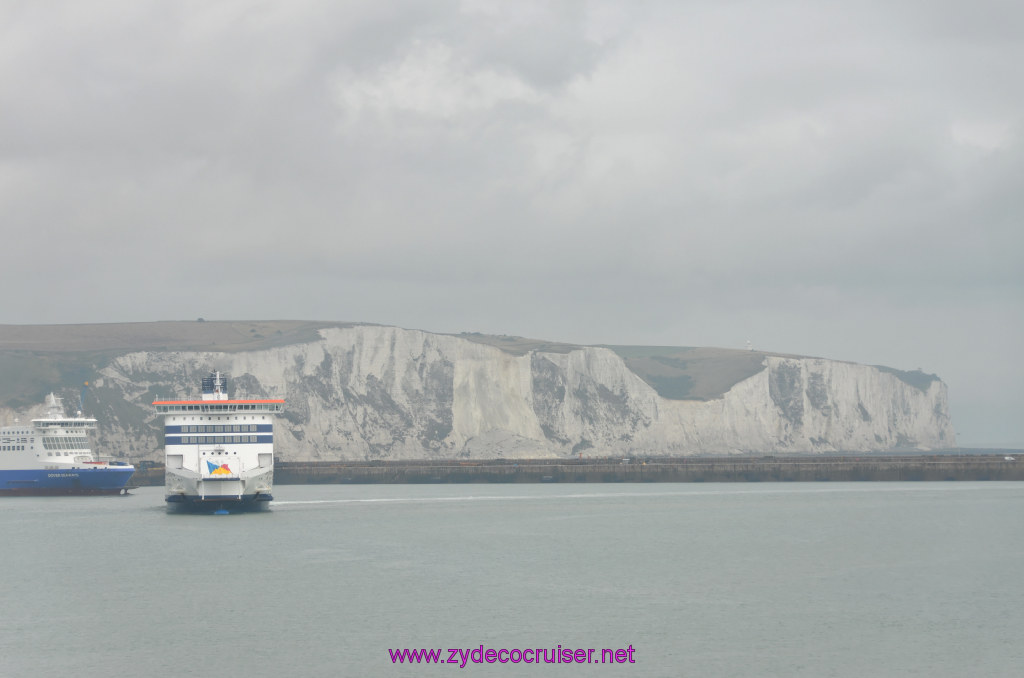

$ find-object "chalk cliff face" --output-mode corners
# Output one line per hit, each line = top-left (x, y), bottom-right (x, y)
(85, 326), (954, 460)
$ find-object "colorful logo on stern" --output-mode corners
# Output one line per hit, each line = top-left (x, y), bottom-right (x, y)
(207, 461), (232, 475)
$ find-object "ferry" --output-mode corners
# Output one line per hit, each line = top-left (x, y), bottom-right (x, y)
(0, 394), (135, 496)
(154, 371), (283, 513)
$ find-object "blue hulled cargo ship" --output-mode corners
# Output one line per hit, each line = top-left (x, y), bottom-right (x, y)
(0, 394), (135, 496)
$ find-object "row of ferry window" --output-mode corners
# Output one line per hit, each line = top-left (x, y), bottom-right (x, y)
(178, 424), (261, 433)
(42, 437), (90, 450)
(46, 451), (78, 456)
(173, 415), (268, 421)
(173, 435), (267, 444)
(157, 405), (281, 412)
(2, 445), (26, 451)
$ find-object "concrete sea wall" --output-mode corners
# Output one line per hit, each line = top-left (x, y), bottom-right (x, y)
(128, 454), (1024, 486)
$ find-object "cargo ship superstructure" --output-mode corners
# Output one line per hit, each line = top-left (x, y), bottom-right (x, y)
(154, 371), (283, 512)
(0, 393), (135, 496)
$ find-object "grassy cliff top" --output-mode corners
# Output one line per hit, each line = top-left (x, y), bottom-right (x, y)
(456, 333), (788, 400)
(0, 322), (934, 407)
(0, 320), (359, 352)
(603, 346), (774, 400)
(0, 321), (355, 406)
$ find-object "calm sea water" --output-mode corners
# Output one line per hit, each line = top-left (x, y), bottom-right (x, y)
(1, 482), (1022, 677)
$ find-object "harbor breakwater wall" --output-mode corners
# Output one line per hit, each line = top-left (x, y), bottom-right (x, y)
(128, 454), (1024, 486)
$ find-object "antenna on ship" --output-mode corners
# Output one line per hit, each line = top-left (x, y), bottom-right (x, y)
(79, 381), (89, 416)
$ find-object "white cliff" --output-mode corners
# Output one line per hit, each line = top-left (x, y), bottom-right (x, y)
(87, 325), (954, 460)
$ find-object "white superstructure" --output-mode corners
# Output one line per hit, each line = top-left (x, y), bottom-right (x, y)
(154, 371), (283, 512)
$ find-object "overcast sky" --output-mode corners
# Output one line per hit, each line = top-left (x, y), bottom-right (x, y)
(1, 0), (1021, 446)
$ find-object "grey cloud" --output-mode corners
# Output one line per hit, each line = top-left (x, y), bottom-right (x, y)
(0, 0), (1021, 445)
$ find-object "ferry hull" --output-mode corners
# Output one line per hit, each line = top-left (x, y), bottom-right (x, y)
(164, 465), (274, 513)
(0, 468), (136, 496)
(165, 492), (274, 513)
